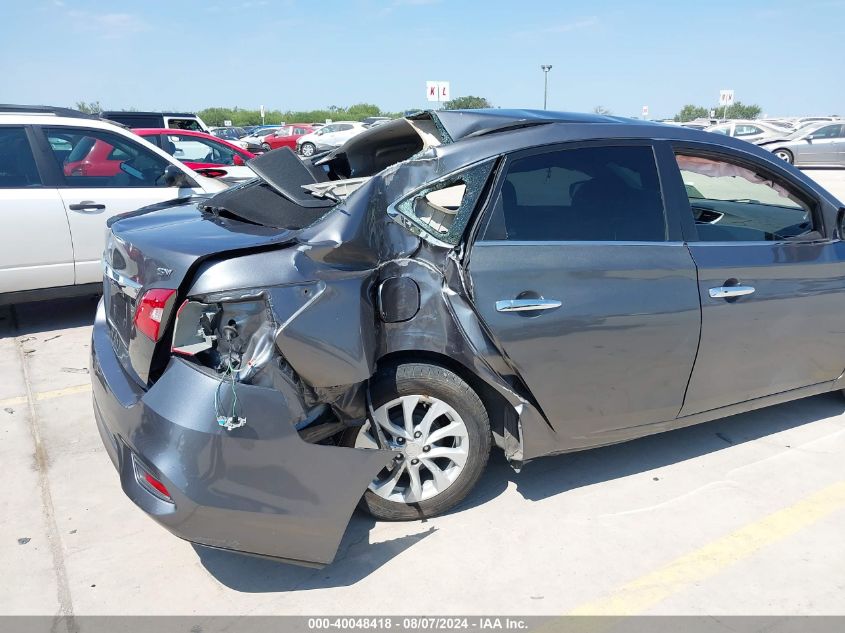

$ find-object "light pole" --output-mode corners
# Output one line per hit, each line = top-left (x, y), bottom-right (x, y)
(541, 65), (553, 110)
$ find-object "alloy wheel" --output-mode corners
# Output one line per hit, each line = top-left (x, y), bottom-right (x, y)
(354, 394), (470, 503)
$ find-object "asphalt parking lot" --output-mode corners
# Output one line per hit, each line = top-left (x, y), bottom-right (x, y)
(2, 170), (845, 618)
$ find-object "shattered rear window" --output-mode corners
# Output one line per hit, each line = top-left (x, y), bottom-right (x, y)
(392, 159), (495, 246)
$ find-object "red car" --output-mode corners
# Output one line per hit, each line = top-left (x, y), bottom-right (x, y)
(260, 125), (315, 152)
(135, 129), (256, 182)
(63, 129), (255, 182)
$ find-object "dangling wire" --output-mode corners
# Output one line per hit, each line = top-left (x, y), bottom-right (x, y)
(215, 345), (245, 431)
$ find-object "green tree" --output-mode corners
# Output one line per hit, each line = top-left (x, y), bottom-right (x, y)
(712, 101), (762, 120)
(74, 101), (102, 114)
(674, 104), (709, 122)
(346, 103), (382, 120)
(442, 96), (492, 110)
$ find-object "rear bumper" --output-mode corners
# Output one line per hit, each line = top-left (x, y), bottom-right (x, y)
(90, 299), (391, 567)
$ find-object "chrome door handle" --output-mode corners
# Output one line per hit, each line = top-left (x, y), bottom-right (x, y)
(68, 201), (106, 212)
(496, 299), (562, 312)
(709, 285), (755, 298)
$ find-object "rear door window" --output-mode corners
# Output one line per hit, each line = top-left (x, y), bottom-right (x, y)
(0, 127), (41, 187)
(482, 145), (667, 242)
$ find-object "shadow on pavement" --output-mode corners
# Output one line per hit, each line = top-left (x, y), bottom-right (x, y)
(461, 390), (845, 509)
(0, 295), (99, 337)
(194, 515), (436, 592)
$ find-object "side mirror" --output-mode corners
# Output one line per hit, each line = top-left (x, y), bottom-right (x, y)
(163, 164), (194, 188)
(837, 208), (845, 239)
(232, 154), (245, 166)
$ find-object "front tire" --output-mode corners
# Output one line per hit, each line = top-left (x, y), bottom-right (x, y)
(261, 142), (272, 152)
(300, 142), (316, 157)
(341, 362), (491, 521)
(774, 149), (793, 164)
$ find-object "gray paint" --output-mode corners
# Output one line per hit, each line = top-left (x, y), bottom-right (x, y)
(91, 110), (845, 566)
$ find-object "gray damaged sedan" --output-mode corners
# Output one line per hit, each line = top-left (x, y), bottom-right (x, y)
(92, 109), (845, 567)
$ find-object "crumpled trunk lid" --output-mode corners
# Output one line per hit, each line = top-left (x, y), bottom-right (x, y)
(104, 199), (297, 386)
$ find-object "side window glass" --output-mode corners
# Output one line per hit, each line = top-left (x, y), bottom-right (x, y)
(394, 159), (496, 245)
(168, 119), (202, 131)
(735, 125), (760, 137)
(811, 125), (838, 139)
(0, 127), (41, 187)
(45, 127), (172, 188)
(168, 135), (237, 165)
(482, 145), (666, 242)
(676, 153), (814, 242)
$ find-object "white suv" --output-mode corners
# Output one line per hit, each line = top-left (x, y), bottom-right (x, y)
(0, 106), (227, 304)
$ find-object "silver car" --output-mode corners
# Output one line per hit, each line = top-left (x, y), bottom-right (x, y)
(705, 120), (785, 144)
(760, 121), (845, 166)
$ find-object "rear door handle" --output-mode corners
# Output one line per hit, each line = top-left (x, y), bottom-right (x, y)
(708, 285), (755, 298)
(68, 201), (106, 212)
(496, 299), (562, 312)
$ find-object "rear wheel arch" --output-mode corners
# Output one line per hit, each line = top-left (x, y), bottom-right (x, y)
(375, 349), (517, 457)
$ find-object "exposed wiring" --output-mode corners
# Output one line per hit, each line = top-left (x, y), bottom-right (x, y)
(215, 345), (246, 431)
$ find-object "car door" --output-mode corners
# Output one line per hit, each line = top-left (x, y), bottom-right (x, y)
(830, 124), (845, 166)
(38, 126), (205, 285)
(669, 144), (845, 416)
(800, 124), (842, 164)
(467, 142), (702, 451)
(0, 126), (75, 293)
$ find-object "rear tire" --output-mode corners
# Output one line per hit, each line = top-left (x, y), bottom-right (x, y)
(300, 142), (316, 157)
(341, 362), (491, 521)
(774, 149), (793, 164)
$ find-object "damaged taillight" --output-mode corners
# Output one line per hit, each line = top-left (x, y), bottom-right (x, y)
(134, 288), (177, 341)
(170, 296), (276, 380)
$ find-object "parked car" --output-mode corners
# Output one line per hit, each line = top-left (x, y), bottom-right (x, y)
(135, 129), (256, 183)
(259, 124), (315, 152)
(362, 116), (392, 128)
(704, 120), (784, 144)
(0, 105), (226, 304)
(92, 108), (845, 567)
(759, 121), (845, 166)
(236, 126), (284, 152)
(794, 116), (841, 129)
(101, 111), (209, 133)
(760, 118), (796, 130)
(209, 126), (247, 142)
(296, 121), (365, 156)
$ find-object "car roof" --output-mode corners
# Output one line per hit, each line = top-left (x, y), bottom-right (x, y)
(133, 127), (213, 137)
(422, 108), (652, 142)
(101, 110), (199, 117)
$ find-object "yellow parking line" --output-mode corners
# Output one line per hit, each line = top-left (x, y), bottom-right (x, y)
(0, 395), (27, 408)
(0, 384), (91, 408)
(34, 384), (91, 401)
(566, 480), (845, 619)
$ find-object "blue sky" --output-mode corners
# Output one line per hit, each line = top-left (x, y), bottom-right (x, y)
(1, 0), (843, 119)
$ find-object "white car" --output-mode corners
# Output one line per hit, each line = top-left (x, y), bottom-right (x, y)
(0, 105), (227, 303)
(296, 121), (366, 157)
(704, 120), (786, 144)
